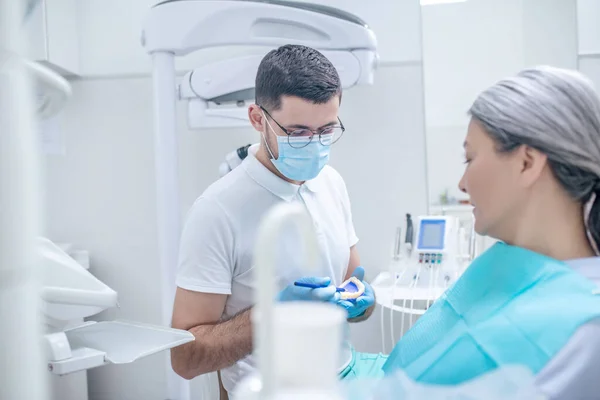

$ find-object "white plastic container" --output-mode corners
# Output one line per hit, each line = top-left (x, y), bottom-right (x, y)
(233, 302), (346, 400)
(271, 302), (345, 391)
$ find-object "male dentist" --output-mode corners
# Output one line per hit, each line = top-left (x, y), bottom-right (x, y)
(170, 44), (385, 395)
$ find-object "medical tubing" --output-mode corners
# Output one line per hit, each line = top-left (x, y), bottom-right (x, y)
(381, 297), (386, 353)
(391, 268), (407, 345)
(427, 264), (434, 310)
(400, 273), (418, 339)
(410, 268), (421, 318)
(385, 226), (403, 352)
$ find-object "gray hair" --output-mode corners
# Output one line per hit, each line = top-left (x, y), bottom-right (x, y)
(469, 66), (600, 252)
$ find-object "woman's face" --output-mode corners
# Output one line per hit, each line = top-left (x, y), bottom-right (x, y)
(458, 119), (527, 238)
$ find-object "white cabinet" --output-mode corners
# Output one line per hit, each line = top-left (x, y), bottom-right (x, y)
(22, 0), (80, 75)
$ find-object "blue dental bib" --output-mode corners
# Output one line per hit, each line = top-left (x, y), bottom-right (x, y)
(383, 242), (600, 385)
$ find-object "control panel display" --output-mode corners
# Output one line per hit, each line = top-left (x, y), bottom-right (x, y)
(417, 219), (446, 250)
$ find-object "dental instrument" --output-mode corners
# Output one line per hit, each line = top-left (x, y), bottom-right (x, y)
(294, 281), (346, 292)
(405, 213), (414, 255)
(142, 2), (378, 397)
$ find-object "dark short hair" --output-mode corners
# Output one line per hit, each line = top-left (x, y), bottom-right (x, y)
(255, 44), (342, 111)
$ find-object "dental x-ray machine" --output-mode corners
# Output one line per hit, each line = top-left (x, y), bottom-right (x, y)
(142, 1), (378, 398)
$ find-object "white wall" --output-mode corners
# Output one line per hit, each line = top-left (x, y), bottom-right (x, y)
(578, 0), (600, 92)
(422, 0), (578, 204)
(43, 1), (428, 399)
(42, 78), (171, 400)
(422, 0), (524, 130)
(577, 0), (600, 56)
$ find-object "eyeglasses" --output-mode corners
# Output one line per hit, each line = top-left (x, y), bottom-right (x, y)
(260, 105), (345, 149)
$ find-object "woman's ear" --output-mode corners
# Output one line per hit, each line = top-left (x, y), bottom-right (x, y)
(519, 145), (548, 188)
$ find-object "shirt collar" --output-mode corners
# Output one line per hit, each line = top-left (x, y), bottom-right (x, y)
(241, 144), (322, 201)
(304, 175), (323, 193)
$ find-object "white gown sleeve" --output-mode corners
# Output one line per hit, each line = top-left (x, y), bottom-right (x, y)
(535, 318), (600, 400)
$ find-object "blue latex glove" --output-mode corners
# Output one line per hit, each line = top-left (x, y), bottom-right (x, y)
(337, 266), (375, 319)
(278, 276), (341, 302)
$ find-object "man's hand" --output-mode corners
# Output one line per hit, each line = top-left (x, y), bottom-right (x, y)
(337, 266), (376, 321)
(278, 276), (341, 302)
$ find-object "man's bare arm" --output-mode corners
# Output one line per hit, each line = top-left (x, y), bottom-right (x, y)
(344, 245), (361, 281)
(171, 288), (253, 379)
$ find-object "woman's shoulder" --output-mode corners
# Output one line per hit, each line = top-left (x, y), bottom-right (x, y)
(535, 318), (600, 399)
(536, 258), (600, 398)
(566, 257), (600, 286)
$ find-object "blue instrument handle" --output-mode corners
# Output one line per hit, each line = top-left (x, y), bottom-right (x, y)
(294, 281), (345, 292)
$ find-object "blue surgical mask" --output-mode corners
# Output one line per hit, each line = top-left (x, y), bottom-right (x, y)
(262, 114), (331, 181)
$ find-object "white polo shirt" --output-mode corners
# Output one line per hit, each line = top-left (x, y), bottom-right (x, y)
(176, 145), (357, 393)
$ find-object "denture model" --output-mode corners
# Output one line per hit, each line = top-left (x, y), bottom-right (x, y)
(338, 277), (365, 300)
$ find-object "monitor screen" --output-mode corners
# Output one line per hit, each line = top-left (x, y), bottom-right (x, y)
(418, 220), (445, 250)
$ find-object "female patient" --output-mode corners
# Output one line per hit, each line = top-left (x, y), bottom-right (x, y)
(380, 66), (600, 399)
